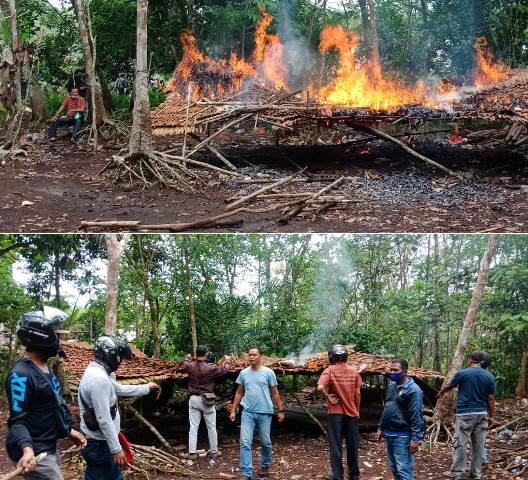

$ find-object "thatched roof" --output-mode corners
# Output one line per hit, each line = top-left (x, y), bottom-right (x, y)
(60, 342), (443, 385)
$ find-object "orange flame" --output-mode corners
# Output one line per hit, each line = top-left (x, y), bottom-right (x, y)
(176, 29), (204, 81)
(317, 25), (426, 109)
(253, 6), (287, 89)
(474, 37), (510, 88)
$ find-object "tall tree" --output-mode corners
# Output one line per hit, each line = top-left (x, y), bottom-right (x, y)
(431, 235), (498, 440)
(128, 0), (153, 156)
(104, 234), (131, 335)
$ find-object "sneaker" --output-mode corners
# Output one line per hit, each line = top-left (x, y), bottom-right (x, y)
(179, 452), (198, 460)
(211, 450), (222, 457)
(259, 466), (270, 477)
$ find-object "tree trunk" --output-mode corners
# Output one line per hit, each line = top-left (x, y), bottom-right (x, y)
(128, 0), (153, 155)
(182, 242), (197, 356)
(515, 347), (528, 399)
(53, 242), (61, 306)
(1, 0), (22, 106)
(434, 235), (498, 426)
(104, 234), (131, 336)
(71, 0), (107, 124)
(147, 292), (160, 357)
(366, 0), (380, 66)
(29, 77), (47, 120)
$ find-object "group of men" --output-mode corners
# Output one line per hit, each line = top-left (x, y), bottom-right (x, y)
(5, 307), (496, 480)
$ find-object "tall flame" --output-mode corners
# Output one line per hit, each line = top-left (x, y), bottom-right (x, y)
(474, 37), (510, 88)
(317, 25), (426, 109)
(253, 6), (287, 89)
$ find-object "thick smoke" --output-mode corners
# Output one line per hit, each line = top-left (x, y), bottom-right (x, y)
(277, 0), (316, 90)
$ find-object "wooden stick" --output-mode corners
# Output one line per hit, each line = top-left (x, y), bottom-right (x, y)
(1, 452), (47, 480)
(160, 153), (245, 178)
(279, 176), (345, 223)
(124, 403), (171, 450)
(182, 82), (193, 157)
(225, 168), (307, 210)
(81, 220), (142, 228)
(349, 122), (463, 179)
(289, 392), (327, 436)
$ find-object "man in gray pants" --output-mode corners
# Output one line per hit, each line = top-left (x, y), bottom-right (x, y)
(437, 352), (496, 480)
(183, 345), (232, 460)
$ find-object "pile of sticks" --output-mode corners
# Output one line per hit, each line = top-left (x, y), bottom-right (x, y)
(126, 443), (195, 478)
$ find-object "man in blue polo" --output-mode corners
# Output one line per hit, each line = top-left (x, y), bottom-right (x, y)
(437, 351), (496, 480)
(376, 357), (424, 480)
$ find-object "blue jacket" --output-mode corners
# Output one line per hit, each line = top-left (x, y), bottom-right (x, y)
(379, 377), (424, 441)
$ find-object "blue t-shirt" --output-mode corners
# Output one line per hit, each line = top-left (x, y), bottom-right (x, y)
(236, 366), (277, 414)
(451, 367), (496, 415)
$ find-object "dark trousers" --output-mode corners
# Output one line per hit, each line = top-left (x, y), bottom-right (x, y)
(48, 116), (82, 140)
(327, 414), (360, 480)
(81, 439), (123, 480)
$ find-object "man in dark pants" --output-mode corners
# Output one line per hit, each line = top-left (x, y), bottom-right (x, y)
(47, 88), (86, 143)
(78, 336), (160, 480)
(437, 351), (496, 480)
(317, 344), (362, 480)
(376, 358), (424, 480)
(5, 307), (86, 479)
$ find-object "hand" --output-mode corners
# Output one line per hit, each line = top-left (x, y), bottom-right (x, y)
(277, 411), (285, 423)
(69, 429), (87, 449)
(17, 447), (37, 474)
(224, 355), (232, 362)
(229, 410), (236, 422)
(185, 354), (192, 361)
(327, 394), (340, 405)
(409, 441), (420, 454)
(52, 115), (57, 122)
(113, 450), (126, 466)
(375, 431), (383, 442)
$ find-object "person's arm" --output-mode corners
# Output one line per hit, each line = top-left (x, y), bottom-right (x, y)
(437, 371), (461, 398)
(89, 377), (122, 455)
(487, 394), (495, 426)
(317, 369), (340, 405)
(52, 99), (67, 121)
(229, 384), (244, 421)
(6, 370), (36, 473)
(110, 377), (156, 398)
(210, 356), (233, 378)
(270, 385), (285, 422)
(408, 387), (424, 454)
(354, 381), (361, 416)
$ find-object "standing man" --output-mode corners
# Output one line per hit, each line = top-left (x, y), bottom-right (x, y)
(5, 307), (86, 479)
(67, 69), (88, 99)
(377, 358), (424, 480)
(47, 87), (86, 144)
(114, 74), (128, 96)
(317, 344), (362, 480)
(182, 345), (232, 460)
(78, 336), (160, 480)
(437, 351), (496, 480)
(229, 347), (285, 480)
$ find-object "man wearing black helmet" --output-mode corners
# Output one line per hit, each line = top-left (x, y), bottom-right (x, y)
(78, 336), (160, 480)
(5, 307), (86, 479)
(317, 345), (363, 480)
(437, 351), (496, 480)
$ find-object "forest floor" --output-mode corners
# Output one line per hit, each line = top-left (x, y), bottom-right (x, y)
(0, 396), (526, 480)
(0, 136), (527, 233)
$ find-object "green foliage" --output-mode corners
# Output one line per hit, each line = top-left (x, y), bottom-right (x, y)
(148, 88), (166, 108)
(45, 89), (66, 116)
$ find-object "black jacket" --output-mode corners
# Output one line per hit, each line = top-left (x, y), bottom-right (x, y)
(5, 358), (68, 461)
(378, 377), (424, 441)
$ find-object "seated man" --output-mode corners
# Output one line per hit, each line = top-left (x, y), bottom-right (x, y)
(48, 87), (86, 143)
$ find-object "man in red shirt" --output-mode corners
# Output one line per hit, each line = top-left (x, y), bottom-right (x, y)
(318, 345), (362, 480)
(48, 88), (86, 144)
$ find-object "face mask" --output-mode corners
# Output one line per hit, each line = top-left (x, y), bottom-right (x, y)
(388, 371), (406, 383)
(36, 345), (60, 360)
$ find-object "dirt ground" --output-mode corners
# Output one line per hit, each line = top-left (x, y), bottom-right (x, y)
(0, 396), (525, 480)
(0, 137), (527, 233)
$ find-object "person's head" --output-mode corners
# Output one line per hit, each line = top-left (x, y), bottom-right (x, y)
(196, 345), (209, 358)
(248, 347), (263, 367)
(17, 306), (68, 361)
(328, 344), (348, 364)
(468, 351), (489, 368)
(94, 335), (132, 373)
(388, 357), (409, 384)
(69, 87), (79, 99)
